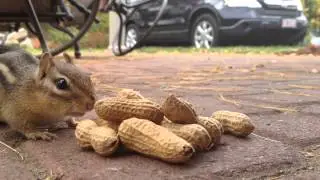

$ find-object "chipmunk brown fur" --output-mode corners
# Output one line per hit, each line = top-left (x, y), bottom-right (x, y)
(0, 46), (96, 141)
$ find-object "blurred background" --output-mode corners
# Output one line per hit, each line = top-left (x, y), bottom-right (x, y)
(3, 0), (320, 55)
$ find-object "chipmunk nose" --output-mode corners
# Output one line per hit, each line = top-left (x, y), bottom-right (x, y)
(86, 101), (94, 110)
(86, 95), (95, 110)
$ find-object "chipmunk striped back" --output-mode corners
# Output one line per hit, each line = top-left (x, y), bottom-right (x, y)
(0, 46), (38, 90)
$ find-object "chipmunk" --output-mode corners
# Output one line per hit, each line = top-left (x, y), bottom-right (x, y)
(0, 46), (96, 141)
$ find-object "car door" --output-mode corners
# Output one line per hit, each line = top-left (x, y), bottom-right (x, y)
(157, 0), (190, 32)
(139, 0), (189, 40)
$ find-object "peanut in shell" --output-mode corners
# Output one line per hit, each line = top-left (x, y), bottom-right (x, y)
(94, 97), (164, 124)
(161, 118), (213, 151)
(196, 116), (223, 145)
(75, 119), (120, 156)
(117, 89), (144, 99)
(161, 94), (198, 124)
(89, 125), (120, 156)
(212, 110), (255, 137)
(75, 119), (98, 149)
(95, 118), (121, 132)
(118, 117), (195, 163)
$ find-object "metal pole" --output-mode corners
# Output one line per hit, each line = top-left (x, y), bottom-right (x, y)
(26, 0), (50, 53)
(108, 11), (126, 49)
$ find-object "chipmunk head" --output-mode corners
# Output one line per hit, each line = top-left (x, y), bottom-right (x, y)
(35, 52), (96, 117)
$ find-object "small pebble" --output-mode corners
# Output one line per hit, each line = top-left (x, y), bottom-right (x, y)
(255, 64), (265, 68)
(240, 69), (250, 73)
(304, 152), (315, 158)
(311, 69), (318, 73)
(308, 166), (314, 170)
(279, 170), (284, 174)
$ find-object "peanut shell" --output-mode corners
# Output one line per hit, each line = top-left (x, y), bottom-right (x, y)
(90, 126), (120, 156)
(94, 97), (164, 124)
(118, 117), (195, 163)
(196, 116), (223, 145)
(117, 89), (144, 99)
(161, 118), (213, 151)
(212, 110), (255, 137)
(75, 119), (98, 149)
(95, 118), (121, 132)
(161, 94), (198, 124)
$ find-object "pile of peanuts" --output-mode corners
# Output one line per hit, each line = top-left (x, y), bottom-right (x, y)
(74, 89), (255, 163)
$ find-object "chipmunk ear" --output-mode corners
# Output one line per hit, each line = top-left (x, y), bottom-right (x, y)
(38, 52), (54, 80)
(63, 52), (74, 64)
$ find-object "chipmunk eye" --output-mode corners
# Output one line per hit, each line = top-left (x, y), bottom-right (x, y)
(55, 78), (68, 90)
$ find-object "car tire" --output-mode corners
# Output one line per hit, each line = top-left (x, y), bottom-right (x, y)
(190, 14), (219, 48)
(125, 23), (140, 49)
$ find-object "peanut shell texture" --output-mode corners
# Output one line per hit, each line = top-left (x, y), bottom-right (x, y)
(89, 125), (120, 156)
(75, 119), (120, 156)
(94, 97), (164, 124)
(161, 94), (198, 124)
(212, 110), (255, 137)
(161, 118), (213, 152)
(75, 119), (98, 149)
(117, 89), (145, 99)
(95, 118), (121, 132)
(118, 117), (195, 163)
(196, 116), (223, 145)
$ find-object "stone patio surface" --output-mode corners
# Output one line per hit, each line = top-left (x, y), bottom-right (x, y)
(1, 52), (320, 180)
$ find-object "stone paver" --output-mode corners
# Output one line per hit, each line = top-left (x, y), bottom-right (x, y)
(1, 52), (320, 179)
(16, 130), (301, 180)
(251, 113), (320, 147)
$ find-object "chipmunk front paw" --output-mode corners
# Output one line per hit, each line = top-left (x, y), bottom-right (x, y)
(45, 117), (79, 131)
(24, 131), (57, 141)
(65, 117), (79, 128)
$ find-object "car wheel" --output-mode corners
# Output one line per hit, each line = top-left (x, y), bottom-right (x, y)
(125, 24), (140, 49)
(191, 14), (219, 48)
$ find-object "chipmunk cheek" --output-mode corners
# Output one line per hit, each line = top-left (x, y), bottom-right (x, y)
(69, 101), (86, 113)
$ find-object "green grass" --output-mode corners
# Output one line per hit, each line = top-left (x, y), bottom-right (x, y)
(43, 12), (110, 48)
(25, 45), (302, 57)
(135, 45), (302, 54)
(24, 47), (106, 55)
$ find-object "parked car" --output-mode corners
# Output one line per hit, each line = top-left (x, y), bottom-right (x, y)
(124, 0), (308, 48)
